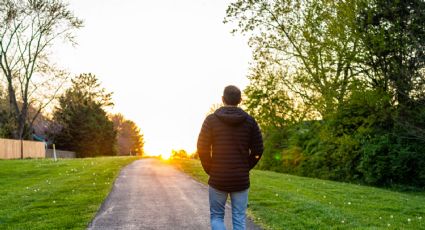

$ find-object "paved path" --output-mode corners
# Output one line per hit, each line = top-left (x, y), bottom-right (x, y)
(88, 158), (261, 230)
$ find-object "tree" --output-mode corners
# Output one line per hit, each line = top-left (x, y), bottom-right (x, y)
(0, 87), (15, 137)
(353, 0), (425, 186)
(225, 0), (363, 118)
(243, 65), (315, 129)
(0, 0), (83, 157)
(357, 0), (425, 106)
(51, 73), (116, 157)
(111, 113), (144, 156)
(171, 149), (189, 159)
(225, 0), (425, 187)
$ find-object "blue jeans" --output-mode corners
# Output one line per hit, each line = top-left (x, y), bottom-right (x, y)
(209, 186), (249, 230)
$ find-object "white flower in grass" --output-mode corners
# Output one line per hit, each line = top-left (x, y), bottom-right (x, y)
(418, 216), (422, 220)
(347, 202), (351, 205)
(323, 195), (326, 199)
(390, 215), (393, 219)
(341, 220), (345, 224)
(34, 189), (37, 192)
(408, 218), (411, 222)
(387, 223), (391, 227)
(72, 189), (75, 192)
(53, 200), (56, 204)
(93, 182), (96, 186)
(26, 187), (29, 190)
(329, 202), (332, 205)
(379, 217), (382, 220)
(275, 193), (279, 197)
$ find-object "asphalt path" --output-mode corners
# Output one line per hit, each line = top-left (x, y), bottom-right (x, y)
(88, 158), (261, 230)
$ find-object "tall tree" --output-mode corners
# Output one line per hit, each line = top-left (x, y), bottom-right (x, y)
(51, 73), (116, 157)
(111, 113), (144, 156)
(0, 0), (82, 155)
(225, 0), (363, 117)
(357, 0), (425, 106)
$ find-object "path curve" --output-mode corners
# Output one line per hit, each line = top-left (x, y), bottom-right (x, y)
(88, 158), (261, 230)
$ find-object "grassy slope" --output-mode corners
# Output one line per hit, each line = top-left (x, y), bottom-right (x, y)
(0, 157), (138, 230)
(170, 159), (425, 230)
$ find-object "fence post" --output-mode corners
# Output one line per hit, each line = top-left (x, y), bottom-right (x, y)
(53, 144), (57, 162)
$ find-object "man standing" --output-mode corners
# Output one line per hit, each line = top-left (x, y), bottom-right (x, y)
(197, 85), (264, 230)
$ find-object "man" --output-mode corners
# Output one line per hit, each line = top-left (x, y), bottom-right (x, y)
(197, 85), (264, 230)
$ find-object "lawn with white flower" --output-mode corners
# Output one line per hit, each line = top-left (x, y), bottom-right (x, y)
(171, 159), (425, 230)
(0, 156), (138, 229)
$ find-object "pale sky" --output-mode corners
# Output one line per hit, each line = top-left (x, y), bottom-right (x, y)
(54, 0), (252, 155)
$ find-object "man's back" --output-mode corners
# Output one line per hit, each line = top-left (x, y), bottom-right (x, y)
(198, 85), (263, 230)
(197, 106), (263, 192)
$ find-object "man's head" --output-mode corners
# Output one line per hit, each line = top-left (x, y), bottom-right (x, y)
(222, 85), (241, 106)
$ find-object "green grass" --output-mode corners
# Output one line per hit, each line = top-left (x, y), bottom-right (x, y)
(170, 159), (425, 230)
(0, 156), (138, 230)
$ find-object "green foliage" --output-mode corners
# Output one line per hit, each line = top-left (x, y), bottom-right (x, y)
(359, 102), (425, 186)
(51, 73), (117, 157)
(227, 0), (363, 118)
(357, 0), (425, 105)
(0, 112), (15, 138)
(244, 67), (290, 128)
(0, 106), (14, 138)
(227, 0), (425, 188)
(255, 127), (287, 172)
(171, 149), (190, 159)
(0, 89), (14, 138)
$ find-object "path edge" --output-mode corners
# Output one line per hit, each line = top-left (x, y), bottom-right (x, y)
(86, 160), (140, 229)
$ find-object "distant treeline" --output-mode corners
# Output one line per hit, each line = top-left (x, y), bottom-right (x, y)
(49, 74), (144, 157)
(1, 73), (144, 158)
(226, 0), (425, 188)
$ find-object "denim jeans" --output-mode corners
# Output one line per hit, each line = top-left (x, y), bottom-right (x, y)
(209, 186), (249, 230)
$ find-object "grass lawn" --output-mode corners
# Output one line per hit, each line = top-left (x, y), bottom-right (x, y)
(0, 156), (138, 229)
(170, 159), (425, 230)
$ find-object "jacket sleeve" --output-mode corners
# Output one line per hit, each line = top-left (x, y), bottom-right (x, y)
(197, 116), (213, 175)
(248, 119), (264, 170)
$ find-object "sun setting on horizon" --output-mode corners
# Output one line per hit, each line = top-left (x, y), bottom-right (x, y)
(160, 152), (172, 160)
(53, 0), (252, 156)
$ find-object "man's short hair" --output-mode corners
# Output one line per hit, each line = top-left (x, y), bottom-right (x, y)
(223, 85), (241, 105)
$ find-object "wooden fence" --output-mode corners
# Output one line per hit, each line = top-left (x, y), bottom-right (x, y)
(0, 138), (45, 159)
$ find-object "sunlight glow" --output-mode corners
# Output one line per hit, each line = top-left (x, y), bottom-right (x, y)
(54, 0), (251, 155)
(160, 152), (172, 160)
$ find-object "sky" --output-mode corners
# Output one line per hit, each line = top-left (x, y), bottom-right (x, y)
(53, 0), (252, 155)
